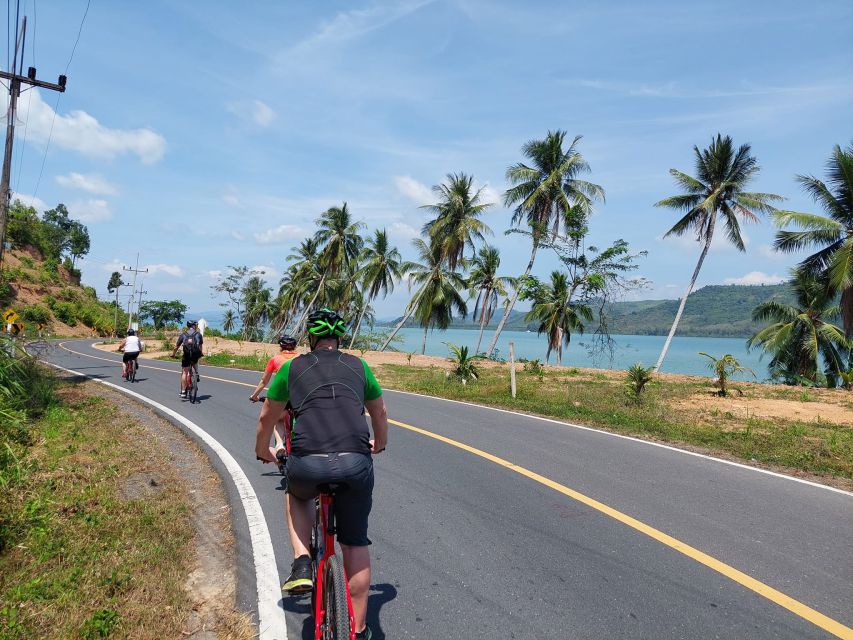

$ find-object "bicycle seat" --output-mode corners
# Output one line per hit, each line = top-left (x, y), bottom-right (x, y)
(316, 482), (349, 495)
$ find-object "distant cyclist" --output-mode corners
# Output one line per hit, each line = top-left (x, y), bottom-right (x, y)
(118, 329), (144, 379)
(255, 308), (387, 640)
(250, 334), (299, 462)
(171, 320), (204, 398)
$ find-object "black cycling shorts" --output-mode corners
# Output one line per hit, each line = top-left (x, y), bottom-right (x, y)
(122, 351), (140, 363)
(181, 352), (201, 368)
(286, 452), (373, 546)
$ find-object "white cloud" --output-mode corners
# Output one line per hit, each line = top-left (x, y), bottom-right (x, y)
(10, 191), (48, 211)
(56, 172), (119, 195)
(207, 270), (223, 280)
(69, 199), (112, 223)
(226, 99), (276, 127)
(478, 183), (502, 206)
(15, 89), (166, 163)
(394, 175), (432, 205)
(387, 221), (420, 244)
(144, 263), (185, 278)
(254, 224), (306, 245)
(723, 271), (787, 286)
(250, 265), (280, 281)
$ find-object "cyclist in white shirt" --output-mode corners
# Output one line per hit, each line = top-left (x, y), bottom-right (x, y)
(118, 329), (144, 380)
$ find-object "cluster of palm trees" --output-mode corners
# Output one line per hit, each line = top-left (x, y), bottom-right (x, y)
(214, 129), (608, 360)
(655, 136), (852, 384)
(215, 129), (852, 386)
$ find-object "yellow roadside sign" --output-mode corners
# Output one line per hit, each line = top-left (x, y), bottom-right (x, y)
(3, 308), (17, 324)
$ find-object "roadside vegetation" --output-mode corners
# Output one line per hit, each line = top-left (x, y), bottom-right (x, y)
(0, 338), (249, 638)
(375, 361), (853, 483)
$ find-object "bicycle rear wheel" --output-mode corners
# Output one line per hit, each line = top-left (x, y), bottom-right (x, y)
(129, 361), (136, 382)
(322, 555), (352, 640)
(190, 373), (198, 403)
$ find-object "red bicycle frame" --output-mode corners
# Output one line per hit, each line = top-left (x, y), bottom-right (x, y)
(313, 492), (356, 640)
(281, 408), (356, 640)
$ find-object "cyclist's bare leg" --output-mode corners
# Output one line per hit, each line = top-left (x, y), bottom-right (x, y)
(285, 493), (312, 558)
(271, 420), (287, 458)
(340, 543), (370, 633)
(181, 367), (190, 391)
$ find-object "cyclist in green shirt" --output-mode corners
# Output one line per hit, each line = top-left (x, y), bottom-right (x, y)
(255, 308), (387, 640)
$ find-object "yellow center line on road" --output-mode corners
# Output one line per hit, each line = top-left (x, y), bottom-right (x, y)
(57, 341), (853, 639)
(388, 417), (853, 640)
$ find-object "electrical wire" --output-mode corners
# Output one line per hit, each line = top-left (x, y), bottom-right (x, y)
(30, 0), (90, 206)
(13, 0), (32, 192)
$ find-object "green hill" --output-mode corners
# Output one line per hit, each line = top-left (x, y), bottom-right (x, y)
(380, 283), (796, 338)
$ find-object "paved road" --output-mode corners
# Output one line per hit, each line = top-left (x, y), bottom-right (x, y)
(46, 340), (853, 640)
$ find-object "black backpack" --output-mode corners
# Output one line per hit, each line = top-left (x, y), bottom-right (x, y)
(182, 330), (202, 358)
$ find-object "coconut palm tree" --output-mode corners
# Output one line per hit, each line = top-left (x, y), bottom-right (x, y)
(653, 134), (783, 371)
(747, 271), (849, 384)
(222, 309), (236, 335)
(349, 229), (403, 348)
(467, 245), (511, 354)
(292, 203), (365, 335)
(421, 172), (493, 270)
(411, 242), (468, 354)
(772, 142), (853, 337)
(379, 238), (467, 352)
(525, 270), (592, 365)
(486, 131), (604, 357)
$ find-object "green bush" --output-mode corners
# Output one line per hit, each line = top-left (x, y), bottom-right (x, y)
(17, 256), (34, 269)
(21, 305), (51, 324)
(50, 302), (77, 326)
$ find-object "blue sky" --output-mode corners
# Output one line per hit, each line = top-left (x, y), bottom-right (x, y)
(6, 0), (853, 318)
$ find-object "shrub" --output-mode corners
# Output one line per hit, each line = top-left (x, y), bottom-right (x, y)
(21, 305), (51, 324)
(624, 363), (654, 404)
(522, 358), (544, 380)
(50, 301), (77, 326)
(446, 343), (484, 385)
(698, 352), (755, 397)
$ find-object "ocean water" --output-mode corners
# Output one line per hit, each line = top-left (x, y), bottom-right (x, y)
(390, 327), (769, 380)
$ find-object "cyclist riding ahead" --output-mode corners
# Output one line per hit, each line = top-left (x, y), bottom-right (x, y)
(171, 320), (203, 398)
(255, 308), (388, 640)
(250, 334), (299, 465)
(117, 329), (144, 379)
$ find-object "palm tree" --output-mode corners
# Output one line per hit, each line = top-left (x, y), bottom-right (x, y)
(411, 241), (468, 354)
(467, 245), (511, 354)
(486, 131), (604, 357)
(525, 271), (592, 365)
(222, 309), (236, 335)
(772, 142), (853, 338)
(747, 271), (849, 384)
(379, 238), (467, 352)
(349, 229), (403, 348)
(292, 203), (365, 335)
(654, 134), (783, 371)
(421, 173), (493, 270)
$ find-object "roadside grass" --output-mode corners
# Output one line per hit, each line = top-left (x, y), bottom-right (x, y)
(375, 364), (853, 481)
(0, 384), (200, 639)
(179, 350), (267, 371)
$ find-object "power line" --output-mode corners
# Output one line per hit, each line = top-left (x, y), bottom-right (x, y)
(30, 0), (90, 205)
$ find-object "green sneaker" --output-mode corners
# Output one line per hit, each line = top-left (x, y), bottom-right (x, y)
(355, 626), (372, 640)
(282, 555), (312, 593)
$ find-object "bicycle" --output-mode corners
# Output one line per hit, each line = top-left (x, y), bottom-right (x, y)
(185, 361), (199, 403)
(126, 358), (138, 382)
(254, 404), (356, 639)
(310, 483), (357, 640)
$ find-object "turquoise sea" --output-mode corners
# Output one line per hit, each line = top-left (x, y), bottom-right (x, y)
(391, 328), (768, 380)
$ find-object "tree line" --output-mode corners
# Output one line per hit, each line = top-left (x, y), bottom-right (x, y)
(205, 133), (852, 386)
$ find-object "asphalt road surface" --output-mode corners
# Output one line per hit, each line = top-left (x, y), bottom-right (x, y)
(46, 340), (853, 640)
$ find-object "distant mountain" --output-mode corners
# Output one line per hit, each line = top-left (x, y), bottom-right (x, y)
(377, 283), (797, 338)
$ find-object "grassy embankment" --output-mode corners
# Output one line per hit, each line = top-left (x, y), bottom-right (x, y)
(190, 349), (853, 482)
(0, 344), (221, 638)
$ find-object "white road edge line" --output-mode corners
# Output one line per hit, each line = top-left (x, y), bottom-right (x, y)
(385, 388), (853, 498)
(45, 360), (288, 640)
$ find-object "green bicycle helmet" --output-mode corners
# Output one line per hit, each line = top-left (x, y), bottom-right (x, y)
(306, 308), (347, 337)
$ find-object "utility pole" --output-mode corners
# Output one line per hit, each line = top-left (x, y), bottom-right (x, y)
(0, 16), (67, 266)
(123, 254), (148, 330)
(111, 282), (131, 338)
(134, 283), (148, 328)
